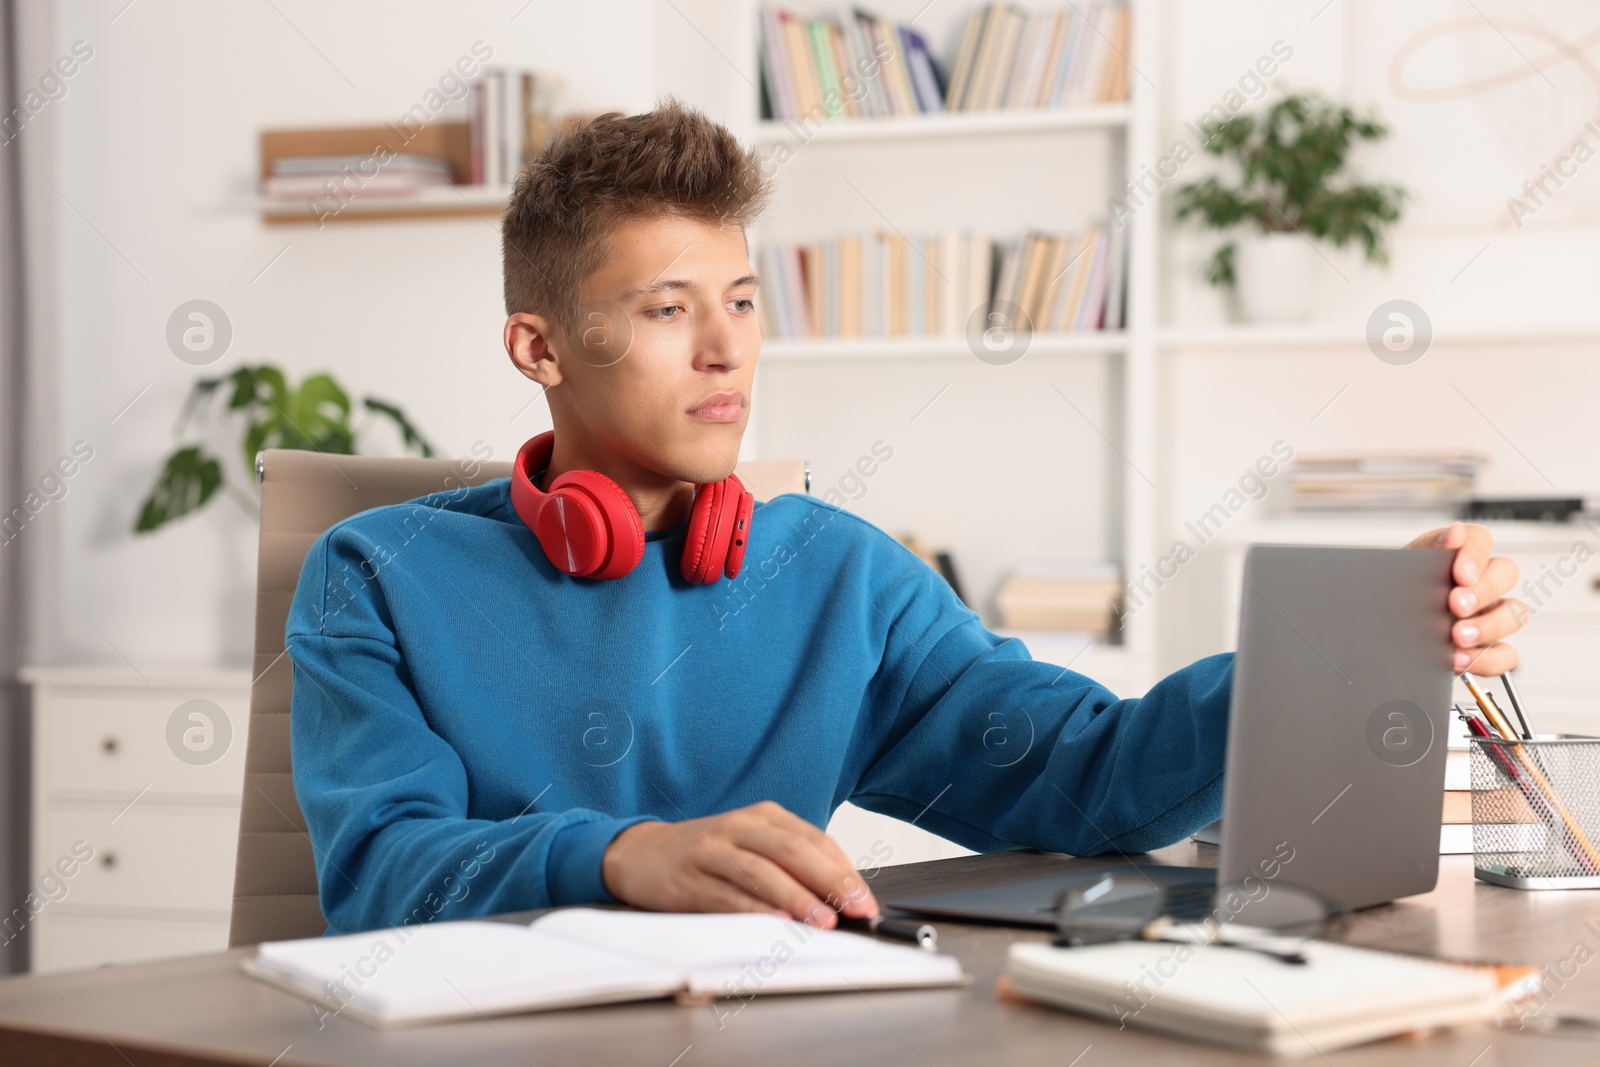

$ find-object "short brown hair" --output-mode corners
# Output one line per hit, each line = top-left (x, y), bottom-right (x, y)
(502, 97), (772, 337)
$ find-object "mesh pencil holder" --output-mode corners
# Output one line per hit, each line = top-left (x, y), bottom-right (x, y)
(1471, 734), (1600, 889)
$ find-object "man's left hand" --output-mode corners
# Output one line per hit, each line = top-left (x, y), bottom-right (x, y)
(1407, 521), (1523, 675)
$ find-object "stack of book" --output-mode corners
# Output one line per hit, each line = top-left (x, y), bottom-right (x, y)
(1286, 453), (1485, 512)
(759, 8), (944, 120)
(757, 226), (1125, 339)
(469, 69), (565, 185)
(994, 562), (1121, 637)
(945, 2), (1130, 110)
(262, 154), (453, 200)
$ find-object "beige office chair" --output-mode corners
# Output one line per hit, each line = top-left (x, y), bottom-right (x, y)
(228, 448), (809, 946)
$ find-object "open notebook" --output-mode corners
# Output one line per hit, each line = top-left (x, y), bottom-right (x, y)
(1005, 939), (1505, 1058)
(243, 909), (965, 1028)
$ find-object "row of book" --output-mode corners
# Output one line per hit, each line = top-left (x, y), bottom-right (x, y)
(946, 2), (1130, 111)
(994, 562), (1121, 637)
(756, 226), (1127, 340)
(470, 68), (565, 186)
(758, 3), (1130, 122)
(760, 8), (942, 120)
(1287, 453), (1484, 512)
(994, 226), (1128, 335)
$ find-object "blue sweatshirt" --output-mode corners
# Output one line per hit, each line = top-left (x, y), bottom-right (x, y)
(286, 478), (1233, 934)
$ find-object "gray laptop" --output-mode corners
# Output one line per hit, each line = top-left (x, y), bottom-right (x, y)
(888, 544), (1456, 925)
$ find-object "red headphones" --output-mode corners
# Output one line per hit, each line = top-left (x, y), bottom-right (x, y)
(510, 432), (754, 583)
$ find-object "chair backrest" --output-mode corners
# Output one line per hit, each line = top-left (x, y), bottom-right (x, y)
(228, 449), (809, 946)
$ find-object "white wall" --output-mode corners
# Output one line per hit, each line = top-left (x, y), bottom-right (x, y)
(32, 0), (1600, 684)
(36, 0), (661, 669)
(1150, 0), (1600, 673)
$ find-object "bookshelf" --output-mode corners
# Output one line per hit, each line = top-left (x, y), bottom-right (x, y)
(763, 331), (1129, 361)
(753, 103), (1131, 145)
(704, 0), (1157, 697)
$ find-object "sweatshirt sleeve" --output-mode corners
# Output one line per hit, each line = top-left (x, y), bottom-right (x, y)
(845, 534), (1232, 857)
(285, 527), (651, 935)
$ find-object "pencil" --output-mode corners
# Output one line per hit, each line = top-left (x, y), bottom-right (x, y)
(1462, 673), (1600, 875)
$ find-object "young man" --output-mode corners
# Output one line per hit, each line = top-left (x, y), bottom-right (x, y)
(286, 100), (1524, 936)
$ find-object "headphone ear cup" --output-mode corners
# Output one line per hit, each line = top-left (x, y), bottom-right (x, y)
(680, 479), (725, 585)
(548, 470), (645, 580)
(723, 484), (755, 580)
(530, 488), (609, 576)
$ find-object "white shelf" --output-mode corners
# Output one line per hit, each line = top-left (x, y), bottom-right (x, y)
(753, 105), (1130, 146)
(762, 331), (1128, 361)
(1157, 323), (1600, 351)
(253, 183), (514, 224)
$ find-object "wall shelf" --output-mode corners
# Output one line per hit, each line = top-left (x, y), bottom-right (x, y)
(762, 331), (1129, 361)
(754, 104), (1131, 146)
(1157, 324), (1600, 351)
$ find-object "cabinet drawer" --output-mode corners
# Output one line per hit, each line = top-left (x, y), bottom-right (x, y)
(40, 692), (247, 799)
(37, 805), (240, 913)
(32, 911), (229, 974)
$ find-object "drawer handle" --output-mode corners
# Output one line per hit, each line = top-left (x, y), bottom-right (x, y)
(101, 736), (118, 755)
(100, 852), (117, 870)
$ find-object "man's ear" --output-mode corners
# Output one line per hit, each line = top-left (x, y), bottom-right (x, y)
(504, 312), (565, 388)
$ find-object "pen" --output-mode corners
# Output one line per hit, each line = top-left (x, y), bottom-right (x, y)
(838, 914), (939, 951)
(1500, 671), (1535, 739)
(1462, 672), (1600, 875)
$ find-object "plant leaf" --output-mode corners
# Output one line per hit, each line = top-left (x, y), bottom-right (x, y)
(363, 397), (438, 457)
(133, 446), (224, 533)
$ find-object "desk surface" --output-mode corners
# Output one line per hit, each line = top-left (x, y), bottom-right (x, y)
(4, 845), (1600, 1066)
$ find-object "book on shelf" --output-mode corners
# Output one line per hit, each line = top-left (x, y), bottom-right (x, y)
(758, 3), (1128, 123)
(262, 154), (453, 200)
(1286, 452), (1486, 513)
(995, 561), (1121, 636)
(757, 225), (1127, 341)
(469, 67), (565, 186)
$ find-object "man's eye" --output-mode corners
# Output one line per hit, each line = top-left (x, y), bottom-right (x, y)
(645, 305), (682, 322)
(729, 298), (755, 313)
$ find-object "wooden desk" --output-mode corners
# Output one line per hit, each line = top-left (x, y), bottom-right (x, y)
(3, 845), (1599, 1066)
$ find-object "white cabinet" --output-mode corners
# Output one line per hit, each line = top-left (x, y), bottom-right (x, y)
(20, 667), (250, 973)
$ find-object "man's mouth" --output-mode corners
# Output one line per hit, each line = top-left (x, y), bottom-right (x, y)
(687, 392), (746, 423)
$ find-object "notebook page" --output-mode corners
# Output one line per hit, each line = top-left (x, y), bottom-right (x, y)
(530, 909), (964, 995)
(251, 920), (683, 1025)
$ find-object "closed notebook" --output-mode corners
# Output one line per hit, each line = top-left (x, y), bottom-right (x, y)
(1005, 939), (1497, 1058)
(243, 909), (964, 1028)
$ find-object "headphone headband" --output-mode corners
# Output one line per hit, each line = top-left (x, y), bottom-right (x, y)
(510, 432), (753, 584)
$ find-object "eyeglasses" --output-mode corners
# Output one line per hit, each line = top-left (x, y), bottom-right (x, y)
(1053, 873), (1347, 965)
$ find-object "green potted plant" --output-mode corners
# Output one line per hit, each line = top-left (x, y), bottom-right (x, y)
(1172, 92), (1407, 324)
(135, 364), (437, 533)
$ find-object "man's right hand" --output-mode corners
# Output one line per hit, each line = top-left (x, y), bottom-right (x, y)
(600, 800), (879, 928)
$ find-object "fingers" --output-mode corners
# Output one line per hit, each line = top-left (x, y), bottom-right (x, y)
(735, 822), (878, 924)
(751, 803), (880, 915)
(698, 845), (831, 925)
(1453, 596), (1526, 650)
(1458, 641), (1520, 677)
(1452, 555), (1519, 619)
